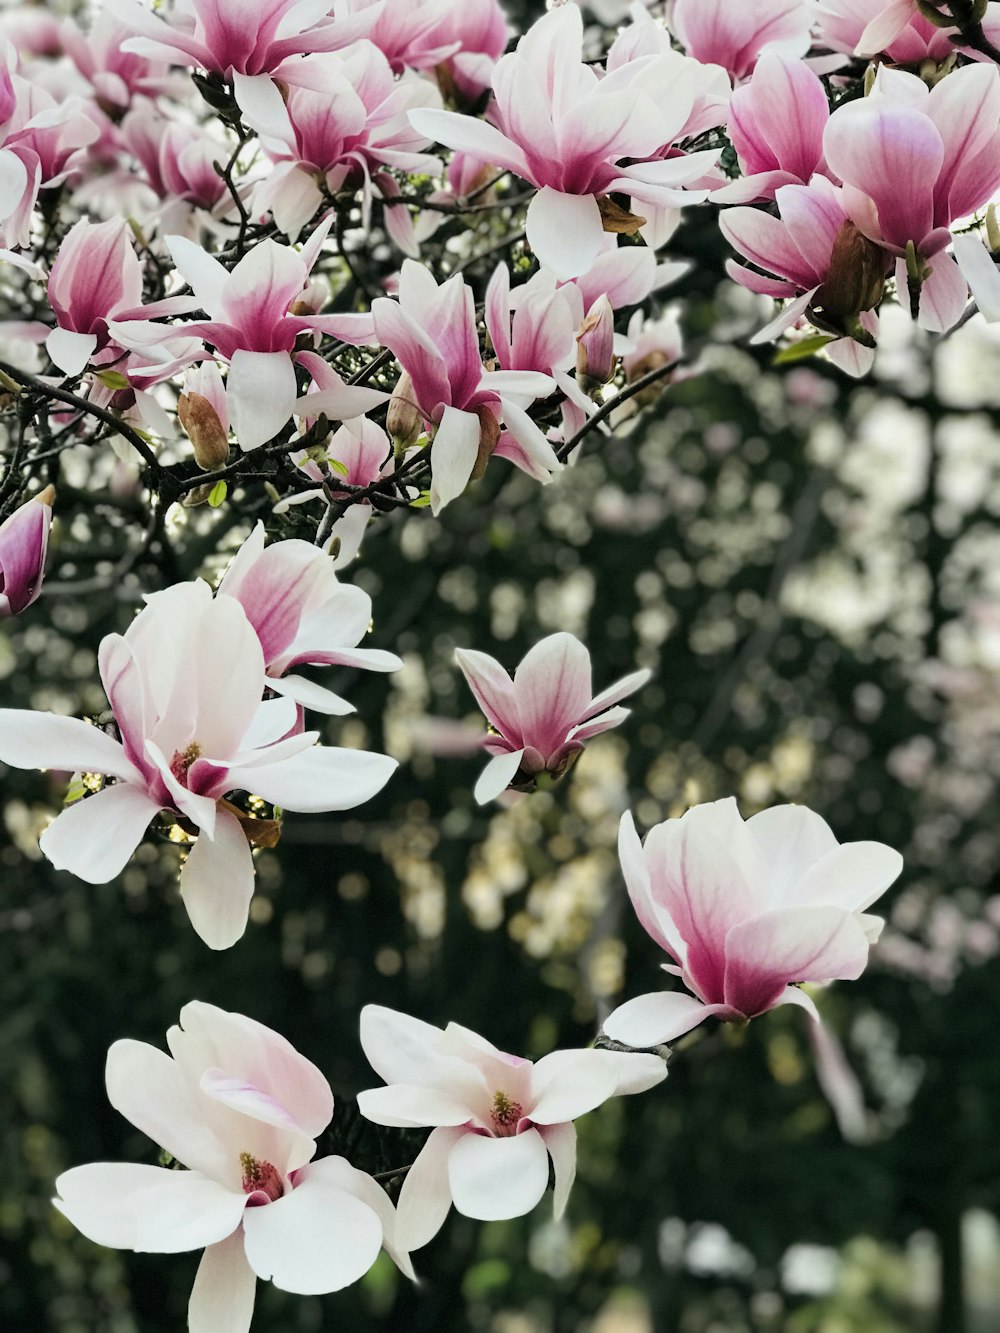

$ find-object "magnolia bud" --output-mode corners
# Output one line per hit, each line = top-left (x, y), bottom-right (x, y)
(0, 485), (55, 616)
(471, 405), (501, 481)
(178, 392), (229, 470)
(386, 372), (423, 454)
(816, 221), (885, 325)
(576, 294), (615, 393)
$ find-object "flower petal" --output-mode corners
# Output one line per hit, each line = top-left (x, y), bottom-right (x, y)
(525, 188), (605, 282)
(395, 1125), (465, 1251)
(0, 709), (138, 780)
(357, 1083), (475, 1128)
(55, 1163), (245, 1253)
(473, 748), (525, 804)
(189, 1230), (257, 1333)
(513, 632), (591, 764)
(454, 647), (521, 742)
(242, 1159), (383, 1295)
(429, 405), (480, 515)
(228, 350), (297, 451)
(179, 806), (256, 950)
(602, 991), (722, 1047)
(224, 745), (397, 812)
(447, 1127), (550, 1221)
(539, 1121), (575, 1220)
(39, 783), (162, 884)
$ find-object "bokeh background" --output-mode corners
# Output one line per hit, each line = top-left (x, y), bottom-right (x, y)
(4, 2), (1000, 1331)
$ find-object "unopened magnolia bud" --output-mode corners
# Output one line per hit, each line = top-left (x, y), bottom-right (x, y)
(471, 405), (501, 481)
(178, 392), (229, 470)
(576, 294), (615, 393)
(386, 372), (423, 454)
(816, 221), (885, 325)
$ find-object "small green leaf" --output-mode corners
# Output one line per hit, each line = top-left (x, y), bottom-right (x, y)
(95, 370), (131, 390)
(326, 457), (349, 477)
(773, 335), (836, 365)
(207, 480), (228, 507)
(410, 492), (432, 508)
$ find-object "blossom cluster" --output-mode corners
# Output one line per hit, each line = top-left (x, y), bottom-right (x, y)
(6, 0), (993, 1323)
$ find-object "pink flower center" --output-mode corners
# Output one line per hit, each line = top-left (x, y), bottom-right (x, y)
(240, 1152), (283, 1204)
(170, 742), (202, 786)
(490, 1090), (523, 1137)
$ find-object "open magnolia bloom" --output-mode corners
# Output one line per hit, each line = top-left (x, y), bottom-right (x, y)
(456, 631), (650, 803)
(603, 799), (904, 1048)
(0, 580), (397, 948)
(217, 522), (402, 715)
(357, 1005), (666, 1250)
(55, 1002), (414, 1333)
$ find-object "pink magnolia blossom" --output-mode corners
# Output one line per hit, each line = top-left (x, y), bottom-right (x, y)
(361, 0), (456, 73)
(372, 259), (561, 513)
(165, 222), (380, 449)
(432, 0), (509, 103)
(357, 1005), (665, 1249)
(107, 0), (379, 79)
(721, 174), (889, 375)
(0, 54), (99, 247)
(456, 631), (650, 803)
(233, 44), (441, 240)
(410, 4), (720, 279)
(279, 399), (396, 568)
(121, 106), (235, 236)
(46, 216), (197, 377)
(824, 0), (1000, 61)
(217, 521), (401, 715)
(667, 0), (812, 81)
(713, 52), (830, 204)
(0, 484), (53, 616)
(0, 581), (397, 948)
(822, 63), (1000, 332)
(602, 799), (903, 1048)
(55, 1002), (413, 1333)
(61, 13), (181, 110)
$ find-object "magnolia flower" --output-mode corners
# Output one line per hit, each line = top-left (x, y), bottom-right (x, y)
(721, 174), (888, 376)
(217, 522), (402, 714)
(822, 63), (1000, 332)
(164, 223), (381, 449)
(712, 52), (829, 205)
(56, 1002), (414, 1333)
(108, 0), (378, 79)
(831, 0), (1000, 59)
(46, 216), (196, 376)
(233, 44), (441, 240)
(0, 581), (397, 948)
(357, 1005), (666, 1249)
(0, 485), (54, 616)
(667, 0), (812, 81)
(61, 12), (181, 109)
(372, 259), (561, 513)
(603, 799), (903, 1047)
(456, 631), (650, 803)
(410, 4), (720, 279)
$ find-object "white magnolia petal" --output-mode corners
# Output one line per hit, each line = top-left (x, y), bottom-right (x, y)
(0, 709), (139, 780)
(105, 1038), (232, 1183)
(55, 1163), (245, 1253)
(228, 350), (297, 451)
(447, 1128), (549, 1221)
(794, 841), (903, 913)
(357, 1083), (475, 1129)
(395, 1125), (464, 1251)
(602, 991), (720, 1048)
(953, 231), (1000, 321)
(359, 1005), (489, 1105)
(429, 405), (480, 515)
(525, 188), (605, 282)
(224, 746), (397, 812)
(473, 748), (525, 804)
(189, 1230), (257, 1333)
(40, 783), (161, 884)
(46, 327), (97, 376)
(242, 1162), (383, 1294)
(265, 673), (354, 716)
(179, 807), (255, 950)
(539, 1121), (576, 1220)
(310, 1156), (416, 1282)
(528, 1050), (619, 1124)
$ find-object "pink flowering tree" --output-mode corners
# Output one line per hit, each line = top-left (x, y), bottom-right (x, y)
(3, 0), (1000, 1329)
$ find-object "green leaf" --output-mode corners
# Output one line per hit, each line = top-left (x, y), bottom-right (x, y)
(410, 492), (432, 508)
(327, 457), (349, 477)
(207, 480), (228, 508)
(95, 370), (130, 390)
(773, 335), (836, 365)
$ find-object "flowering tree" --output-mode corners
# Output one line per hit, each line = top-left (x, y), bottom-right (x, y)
(3, 0), (1000, 1330)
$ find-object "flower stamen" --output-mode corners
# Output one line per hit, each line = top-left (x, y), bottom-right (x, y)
(490, 1090), (523, 1137)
